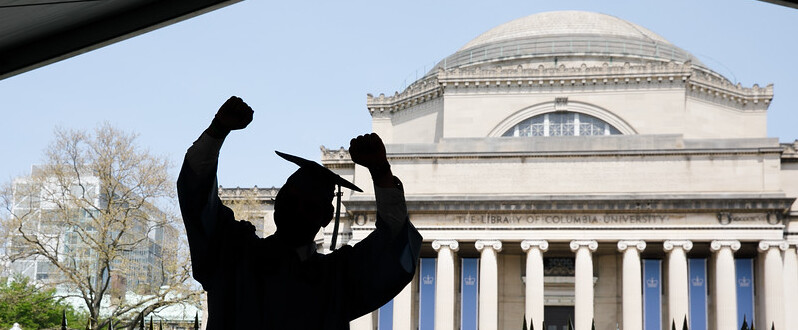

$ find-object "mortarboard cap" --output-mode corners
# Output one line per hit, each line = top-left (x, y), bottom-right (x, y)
(275, 150), (361, 251)
(275, 151), (362, 192)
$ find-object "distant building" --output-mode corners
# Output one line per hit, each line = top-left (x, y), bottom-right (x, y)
(6, 166), (172, 294)
(221, 11), (798, 330)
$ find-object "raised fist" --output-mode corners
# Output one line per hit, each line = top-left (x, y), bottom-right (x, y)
(215, 96), (253, 131)
(349, 133), (389, 174)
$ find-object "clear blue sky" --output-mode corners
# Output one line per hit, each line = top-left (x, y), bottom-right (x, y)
(1, 0), (796, 188)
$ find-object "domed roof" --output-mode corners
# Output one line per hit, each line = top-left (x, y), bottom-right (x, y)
(459, 11), (670, 51)
(434, 11), (706, 72)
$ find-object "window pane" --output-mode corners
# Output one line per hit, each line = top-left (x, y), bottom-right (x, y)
(504, 112), (621, 137)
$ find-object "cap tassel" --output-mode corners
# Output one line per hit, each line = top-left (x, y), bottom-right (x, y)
(329, 185), (343, 251)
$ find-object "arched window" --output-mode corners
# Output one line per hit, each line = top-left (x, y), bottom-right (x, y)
(502, 112), (622, 137)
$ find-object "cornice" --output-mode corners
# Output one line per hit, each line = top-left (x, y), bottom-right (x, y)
(218, 186), (279, 201)
(386, 147), (782, 161)
(687, 69), (772, 111)
(366, 75), (442, 116)
(367, 61), (771, 116)
(344, 196), (795, 215)
(320, 146), (354, 169)
(782, 141), (798, 162)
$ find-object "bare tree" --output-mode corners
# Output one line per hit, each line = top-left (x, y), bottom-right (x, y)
(1, 123), (199, 330)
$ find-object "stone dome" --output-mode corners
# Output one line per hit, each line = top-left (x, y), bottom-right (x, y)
(433, 11), (707, 72)
(459, 11), (670, 51)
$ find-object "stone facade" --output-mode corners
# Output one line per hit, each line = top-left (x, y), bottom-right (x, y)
(221, 11), (798, 330)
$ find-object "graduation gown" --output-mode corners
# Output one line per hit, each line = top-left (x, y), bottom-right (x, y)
(177, 133), (422, 330)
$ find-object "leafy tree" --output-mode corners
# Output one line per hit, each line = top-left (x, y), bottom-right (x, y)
(0, 274), (84, 329)
(1, 124), (199, 329)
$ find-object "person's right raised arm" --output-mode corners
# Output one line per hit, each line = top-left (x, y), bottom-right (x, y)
(176, 96), (253, 285)
(178, 96), (254, 235)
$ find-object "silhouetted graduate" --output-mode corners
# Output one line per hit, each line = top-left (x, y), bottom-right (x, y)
(177, 96), (422, 329)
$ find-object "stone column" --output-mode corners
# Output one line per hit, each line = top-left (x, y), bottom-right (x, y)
(758, 241), (788, 330)
(432, 240), (459, 330)
(617, 240), (646, 330)
(570, 240), (598, 330)
(783, 242), (798, 330)
(710, 240), (740, 330)
(664, 240), (693, 327)
(350, 313), (373, 330)
(475, 240), (502, 330)
(521, 240), (549, 330)
(392, 278), (413, 330)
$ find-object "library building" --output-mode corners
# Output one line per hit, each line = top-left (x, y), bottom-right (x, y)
(220, 11), (798, 330)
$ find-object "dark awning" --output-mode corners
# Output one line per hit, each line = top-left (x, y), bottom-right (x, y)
(761, 0), (798, 10)
(0, 0), (241, 80)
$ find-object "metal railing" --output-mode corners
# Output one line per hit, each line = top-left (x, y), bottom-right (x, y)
(55, 310), (200, 330)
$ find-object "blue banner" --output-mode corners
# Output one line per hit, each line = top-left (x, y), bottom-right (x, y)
(461, 258), (479, 330)
(378, 299), (393, 330)
(643, 259), (662, 330)
(688, 258), (708, 330)
(736, 258), (754, 329)
(419, 258), (436, 330)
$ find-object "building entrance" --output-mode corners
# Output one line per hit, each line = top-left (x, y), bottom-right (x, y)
(545, 306), (575, 330)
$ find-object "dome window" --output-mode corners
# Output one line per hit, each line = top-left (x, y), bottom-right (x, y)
(502, 112), (621, 137)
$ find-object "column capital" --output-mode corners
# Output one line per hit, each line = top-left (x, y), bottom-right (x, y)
(663, 240), (693, 252)
(521, 240), (549, 252)
(570, 240), (598, 252)
(617, 240), (646, 252)
(432, 239), (459, 252)
(710, 240), (741, 252)
(758, 240), (789, 252)
(475, 240), (503, 252)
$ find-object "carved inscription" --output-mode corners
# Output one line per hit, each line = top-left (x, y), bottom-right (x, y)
(352, 212), (774, 227)
(455, 214), (668, 225)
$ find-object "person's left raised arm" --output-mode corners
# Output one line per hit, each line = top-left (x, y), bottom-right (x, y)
(345, 134), (421, 320)
(349, 133), (407, 237)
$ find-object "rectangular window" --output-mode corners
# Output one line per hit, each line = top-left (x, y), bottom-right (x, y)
(418, 258), (436, 330)
(736, 258), (754, 328)
(378, 299), (393, 330)
(643, 259), (662, 330)
(461, 258), (479, 330)
(688, 258), (708, 330)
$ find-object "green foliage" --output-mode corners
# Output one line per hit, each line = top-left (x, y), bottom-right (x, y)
(0, 275), (84, 329)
